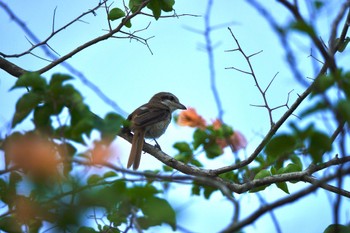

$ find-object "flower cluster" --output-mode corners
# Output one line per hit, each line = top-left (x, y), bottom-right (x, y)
(177, 107), (247, 152)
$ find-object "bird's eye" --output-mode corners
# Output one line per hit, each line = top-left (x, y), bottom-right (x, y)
(163, 95), (175, 101)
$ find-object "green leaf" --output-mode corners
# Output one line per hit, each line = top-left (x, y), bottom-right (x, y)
(265, 134), (296, 159)
(33, 104), (53, 129)
(193, 129), (207, 149)
(249, 169), (271, 193)
(337, 37), (350, 52)
(49, 73), (73, 87)
(77, 227), (99, 233)
(254, 169), (271, 180)
(103, 171), (118, 178)
(311, 74), (335, 96)
(129, 0), (143, 12)
(290, 155), (303, 170)
(204, 142), (222, 158)
(71, 117), (94, 139)
(203, 185), (217, 199)
(99, 113), (124, 141)
(12, 92), (41, 127)
(160, 0), (175, 12)
(9, 171), (22, 187)
(139, 197), (176, 230)
(0, 216), (22, 233)
(147, 0), (162, 20)
(173, 142), (191, 153)
(337, 100), (350, 123)
(191, 184), (200, 196)
(123, 18), (132, 28)
(300, 101), (328, 117)
(11, 72), (47, 90)
(324, 224), (350, 233)
(128, 185), (159, 200)
(290, 20), (316, 36)
(87, 174), (101, 185)
(309, 131), (331, 163)
(313, 0), (324, 10)
(276, 182), (289, 194)
(277, 163), (302, 174)
(108, 8), (125, 21)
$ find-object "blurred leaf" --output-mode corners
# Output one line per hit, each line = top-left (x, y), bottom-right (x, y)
(78, 227), (99, 233)
(277, 163), (302, 174)
(129, 0), (143, 12)
(313, 0), (324, 9)
(203, 185), (217, 199)
(300, 101), (328, 118)
(219, 171), (239, 183)
(87, 174), (102, 185)
(128, 185), (159, 201)
(139, 196), (176, 230)
(290, 20), (315, 36)
(203, 142), (222, 158)
(9, 171), (22, 187)
(0, 216), (22, 232)
(254, 169), (271, 180)
(71, 117), (94, 139)
(100, 113), (124, 142)
(309, 131), (332, 163)
(49, 73), (73, 87)
(337, 37), (350, 52)
(265, 134), (296, 159)
(108, 8), (125, 21)
(0, 179), (7, 200)
(147, 0), (161, 20)
(290, 155), (303, 170)
(12, 92), (41, 127)
(250, 169), (271, 193)
(324, 224), (350, 233)
(191, 184), (200, 196)
(337, 100), (350, 123)
(33, 104), (53, 130)
(11, 72), (47, 91)
(311, 74), (335, 96)
(160, 0), (174, 12)
(174, 142), (191, 153)
(276, 182), (289, 194)
(103, 171), (118, 178)
(193, 129), (207, 149)
(123, 18), (132, 28)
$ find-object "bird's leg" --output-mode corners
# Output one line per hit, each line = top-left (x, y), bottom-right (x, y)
(153, 138), (162, 150)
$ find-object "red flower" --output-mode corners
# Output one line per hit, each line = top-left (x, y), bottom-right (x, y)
(213, 119), (247, 152)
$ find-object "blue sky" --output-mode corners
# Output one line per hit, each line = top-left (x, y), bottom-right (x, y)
(0, 0), (349, 232)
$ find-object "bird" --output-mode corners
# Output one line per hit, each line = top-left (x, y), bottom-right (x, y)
(126, 92), (186, 170)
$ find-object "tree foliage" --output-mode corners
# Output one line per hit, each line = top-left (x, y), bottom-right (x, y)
(0, 0), (350, 232)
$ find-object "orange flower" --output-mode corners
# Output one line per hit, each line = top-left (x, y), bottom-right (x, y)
(5, 134), (60, 179)
(177, 107), (206, 129)
(212, 118), (222, 130)
(91, 140), (111, 164)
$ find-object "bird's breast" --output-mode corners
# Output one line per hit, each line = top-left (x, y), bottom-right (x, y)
(144, 119), (171, 138)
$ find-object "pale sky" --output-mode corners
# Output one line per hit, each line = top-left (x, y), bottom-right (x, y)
(0, 1), (349, 232)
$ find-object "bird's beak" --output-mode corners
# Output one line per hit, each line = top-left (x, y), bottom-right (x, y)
(176, 102), (187, 110)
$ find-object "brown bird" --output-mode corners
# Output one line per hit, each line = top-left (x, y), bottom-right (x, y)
(126, 92), (186, 170)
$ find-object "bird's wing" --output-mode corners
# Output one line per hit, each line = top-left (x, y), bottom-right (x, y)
(128, 102), (170, 128)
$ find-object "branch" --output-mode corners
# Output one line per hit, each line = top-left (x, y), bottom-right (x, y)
(221, 166), (350, 233)
(118, 131), (350, 196)
(276, 0), (337, 73)
(0, 0), (108, 58)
